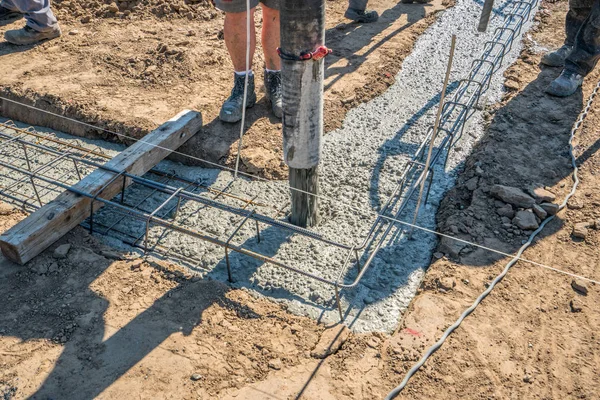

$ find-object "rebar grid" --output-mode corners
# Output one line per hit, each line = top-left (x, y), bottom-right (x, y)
(0, 0), (538, 321)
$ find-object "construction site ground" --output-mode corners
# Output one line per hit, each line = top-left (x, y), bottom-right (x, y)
(1, 0), (600, 399)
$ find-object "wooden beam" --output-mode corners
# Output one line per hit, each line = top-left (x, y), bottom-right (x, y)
(0, 110), (202, 265)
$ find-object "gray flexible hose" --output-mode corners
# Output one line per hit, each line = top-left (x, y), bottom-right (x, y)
(385, 78), (600, 400)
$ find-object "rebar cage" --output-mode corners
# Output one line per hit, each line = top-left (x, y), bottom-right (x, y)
(0, 0), (538, 321)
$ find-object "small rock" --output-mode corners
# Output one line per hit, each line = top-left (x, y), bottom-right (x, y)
(569, 298), (583, 313)
(0, 202), (14, 215)
(437, 277), (456, 292)
(268, 358), (282, 370)
(567, 199), (584, 210)
(504, 79), (519, 91)
(490, 185), (536, 208)
(465, 177), (479, 191)
(532, 204), (547, 220)
(571, 279), (588, 296)
(433, 252), (444, 259)
(523, 374), (533, 383)
(54, 244), (72, 259)
(572, 223), (589, 239)
(101, 250), (122, 260)
(512, 210), (539, 230)
(81, 15), (91, 23)
(527, 187), (556, 203)
(190, 373), (202, 381)
(121, 286), (133, 294)
(595, 219), (600, 230)
(68, 29), (79, 35)
(540, 202), (560, 216)
(48, 262), (59, 273)
(35, 263), (49, 275)
(311, 325), (350, 359)
(108, 2), (119, 13)
(496, 204), (515, 218)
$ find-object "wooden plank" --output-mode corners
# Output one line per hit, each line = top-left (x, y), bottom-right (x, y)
(0, 110), (202, 265)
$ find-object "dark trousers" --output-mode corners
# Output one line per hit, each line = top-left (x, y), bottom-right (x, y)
(565, 0), (600, 75)
(349, 0), (369, 11)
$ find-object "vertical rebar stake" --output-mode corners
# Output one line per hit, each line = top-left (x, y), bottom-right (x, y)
(410, 35), (457, 239)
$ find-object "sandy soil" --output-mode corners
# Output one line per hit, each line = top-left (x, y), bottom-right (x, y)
(0, 0), (448, 179)
(1, 0), (599, 399)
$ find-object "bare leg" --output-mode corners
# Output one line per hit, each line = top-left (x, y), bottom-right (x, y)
(224, 8), (257, 72)
(261, 5), (280, 70)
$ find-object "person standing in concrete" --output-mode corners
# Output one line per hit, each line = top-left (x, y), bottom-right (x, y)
(215, 0), (282, 123)
(345, 0), (379, 23)
(544, 0), (600, 96)
(0, 0), (61, 45)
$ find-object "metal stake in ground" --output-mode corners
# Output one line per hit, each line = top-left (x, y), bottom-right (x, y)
(280, 0), (328, 228)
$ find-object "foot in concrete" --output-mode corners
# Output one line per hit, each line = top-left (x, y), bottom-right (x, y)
(264, 70), (282, 119)
(344, 8), (379, 23)
(0, 6), (21, 20)
(540, 45), (573, 67)
(546, 69), (583, 97)
(219, 73), (257, 123)
(4, 25), (61, 45)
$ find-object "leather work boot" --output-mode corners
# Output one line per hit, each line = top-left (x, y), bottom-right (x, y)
(546, 69), (584, 97)
(0, 6), (21, 21)
(4, 25), (61, 45)
(344, 8), (379, 23)
(401, 0), (432, 4)
(219, 73), (257, 123)
(540, 44), (573, 67)
(264, 70), (282, 119)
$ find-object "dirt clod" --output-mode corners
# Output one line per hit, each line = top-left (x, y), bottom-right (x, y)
(491, 185), (536, 208)
(571, 279), (589, 296)
(513, 210), (539, 230)
(570, 298), (583, 313)
(310, 325), (350, 359)
(53, 244), (72, 259)
(572, 222), (589, 239)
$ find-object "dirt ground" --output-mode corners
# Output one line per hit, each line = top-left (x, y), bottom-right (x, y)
(0, 0), (448, 179)
(1, 0), (600, 399)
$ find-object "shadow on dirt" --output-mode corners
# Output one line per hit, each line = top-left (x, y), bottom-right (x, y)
(325, 1), (431, 91)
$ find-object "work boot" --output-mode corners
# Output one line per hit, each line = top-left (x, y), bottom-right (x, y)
(4, 25), (61, 45)
(219, 73), (257, 123)
(344, 8), (379, 23)
(540, 44), (573, 67)
(546, 69), (583, 97)
(0, 6), (21, 20)
(264, 70), (282, 119)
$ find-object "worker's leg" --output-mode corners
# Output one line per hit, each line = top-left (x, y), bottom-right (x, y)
(3, 0), (60, 45)
(542, 0), (594, 66)
(215, 0), (259, 123)
(345, 0), (378, 23)
(565, 0), (600, 75)
(261, 2), (282, 118)
(0, 0), (22, 23)
(546, 0), (600, 97)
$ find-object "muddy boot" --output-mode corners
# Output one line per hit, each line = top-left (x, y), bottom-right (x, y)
(344, 8), (379, 23)
(546, 69), (584, 97)
(4, 25), (61, 45)
(219, 73), (257, 123)
(264, 70), (282, 119)
(540, 45), (573, 67)
(0, 6), (21, 21)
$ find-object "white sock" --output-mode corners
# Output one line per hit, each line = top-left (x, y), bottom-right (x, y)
(265, 68), (281, 73)
(234, 70), (254, 76)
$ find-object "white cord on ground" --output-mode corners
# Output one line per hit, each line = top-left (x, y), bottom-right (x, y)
(385, 79), (600, 400)
(233, 0), (252, 179)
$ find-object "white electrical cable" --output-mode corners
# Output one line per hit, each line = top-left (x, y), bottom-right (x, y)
(385, 78), (600, 400)
(233, 0), (252, 179)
